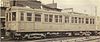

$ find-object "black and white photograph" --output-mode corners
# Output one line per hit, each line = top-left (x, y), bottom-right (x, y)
(0, 0), (100, 42)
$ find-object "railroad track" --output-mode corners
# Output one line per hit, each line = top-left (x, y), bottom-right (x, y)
(33, 36), (100, 42)
(1, 36), (100, 42)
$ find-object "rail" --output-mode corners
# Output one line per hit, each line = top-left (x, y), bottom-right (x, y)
(33, 36), (100, 42)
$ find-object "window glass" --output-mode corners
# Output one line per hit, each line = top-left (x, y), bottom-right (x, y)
(27, 13), (32, 21)
(20, 12), (24, 21)
(93, 19), (95, 24)
(6, 13), (8, 21)
(12, 12), (16, 21)
(44, 14), (53, 22)
(49, 15), (53, 22)
(55, 15), (58, 22)
(65, 16), (69, 23)
(71, 17), (74, 23)
(90, 19), (92, 24)
(79, 18), (81, 23)
(35, 14), (41, 22)
(44, 14), (48, 22)
(86, 18), (89, 24)
(75, 17), (77, 23)
(59, 15), (62, 22)
(82, 18), (84, 23)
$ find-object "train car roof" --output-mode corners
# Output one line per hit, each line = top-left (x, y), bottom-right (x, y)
(9, 6), (95, 18)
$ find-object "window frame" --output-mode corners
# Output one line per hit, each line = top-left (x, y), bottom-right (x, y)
(12, 12), (16, 21)
(6, 13), (8, 21)
(78, 18), (81, 23)
(75, 17), (77, 23)
(55, 15), (59, 22)
(71, 17), (74, 23)
(35, 14), (41, 22)
(82, 18), (84, 23)
(65, 16), (69, 23)
(90, 18), (92, 24)
(27, 13), (32, 21)
(59, 15), (62, 22)
(86, 18), (89, 24)
(92, 19), (95, 24)
(44, 14), (48, 22)
(49, 15), (53, 22)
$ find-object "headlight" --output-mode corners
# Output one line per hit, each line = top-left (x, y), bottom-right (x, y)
(1, 37), (4, 39)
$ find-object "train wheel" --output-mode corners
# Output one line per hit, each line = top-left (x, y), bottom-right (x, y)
(13, 36), (22, 40)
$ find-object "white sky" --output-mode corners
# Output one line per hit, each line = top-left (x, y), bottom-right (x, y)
(39, 0), (100, 16)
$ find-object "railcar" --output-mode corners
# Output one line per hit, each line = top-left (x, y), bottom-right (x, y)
(5, 6), (100, 40)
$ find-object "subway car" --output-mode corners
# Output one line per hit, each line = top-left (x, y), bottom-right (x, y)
(5, 6), (100, 40)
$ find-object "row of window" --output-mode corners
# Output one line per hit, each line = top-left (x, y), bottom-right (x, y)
(44, 14), (94, 24)
(71, 17), (94, 24)
(6, 12), (95, 24)
(6, 12), (16, 21)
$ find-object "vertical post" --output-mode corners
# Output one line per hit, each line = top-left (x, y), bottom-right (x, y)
(95, 6), (97, 31)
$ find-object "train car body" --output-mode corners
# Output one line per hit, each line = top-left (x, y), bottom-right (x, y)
(6, 6), (96, 32)
(5, 6), (99, 39)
